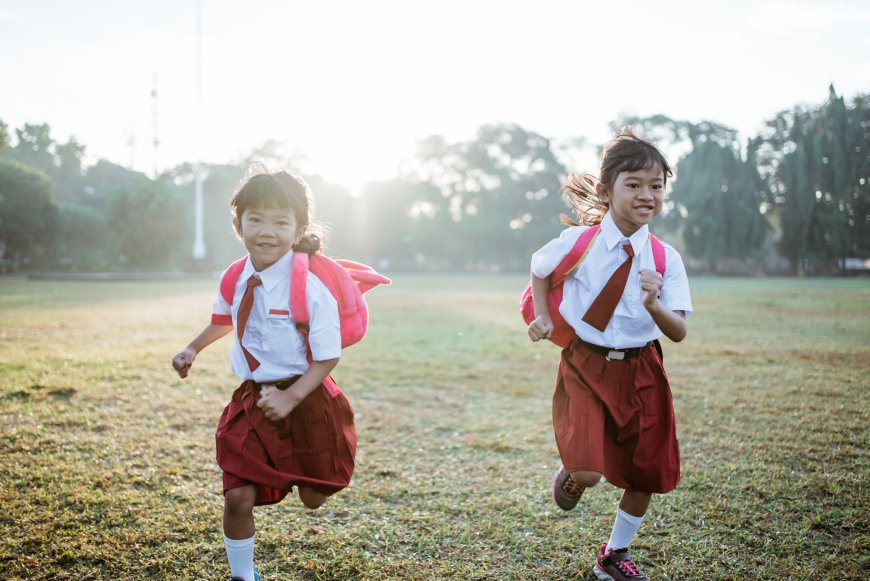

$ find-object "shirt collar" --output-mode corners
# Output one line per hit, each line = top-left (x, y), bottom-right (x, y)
(240, 249), (293, 292)
(600, 212), (650, 255)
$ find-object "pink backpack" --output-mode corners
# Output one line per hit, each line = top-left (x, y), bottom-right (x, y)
(520, 224), (666, 348)
(219, 252), (391, 349)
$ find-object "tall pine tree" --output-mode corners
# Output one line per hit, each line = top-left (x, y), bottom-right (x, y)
(759, 87), (870, 273)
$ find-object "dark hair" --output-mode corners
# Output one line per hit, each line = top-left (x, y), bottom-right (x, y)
(230, 164), (323, 244)
(562, 127), (673, 226)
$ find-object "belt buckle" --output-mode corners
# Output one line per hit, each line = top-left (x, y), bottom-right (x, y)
(606, 350), (625, 361)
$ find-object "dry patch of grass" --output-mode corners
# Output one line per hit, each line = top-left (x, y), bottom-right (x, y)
(1, 275), (868, 579)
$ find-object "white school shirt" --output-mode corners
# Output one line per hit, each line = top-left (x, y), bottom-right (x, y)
(531, 212), (693, 349)
(212, 249), (341, 382)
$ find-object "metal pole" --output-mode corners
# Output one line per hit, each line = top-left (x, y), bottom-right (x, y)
(151, 78), (159, 177)
(192, 0), (206, 259)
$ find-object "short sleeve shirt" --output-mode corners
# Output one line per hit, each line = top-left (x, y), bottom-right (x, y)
(531, 212), (693, 349)
(212, 250), (341, 381)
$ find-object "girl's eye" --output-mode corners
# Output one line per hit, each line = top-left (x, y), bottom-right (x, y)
(626, 183), (638, 189)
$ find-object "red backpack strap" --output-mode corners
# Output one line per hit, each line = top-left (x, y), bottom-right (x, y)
(290, 251), (311, 328)
(649, 233), (666, 276)
(551, 224), (601, 284)
(219, 256), (249, 305)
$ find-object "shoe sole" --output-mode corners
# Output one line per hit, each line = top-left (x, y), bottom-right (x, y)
(593, 563), (615, 580)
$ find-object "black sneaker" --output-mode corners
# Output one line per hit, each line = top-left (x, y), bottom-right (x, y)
(594, 544), (649, 580)
(551, 466), (583, 511)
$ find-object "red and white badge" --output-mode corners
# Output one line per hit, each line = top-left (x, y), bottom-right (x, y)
(268, 309), (290, 320)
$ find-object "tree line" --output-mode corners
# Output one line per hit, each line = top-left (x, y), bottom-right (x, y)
(1, 85), (867, 275)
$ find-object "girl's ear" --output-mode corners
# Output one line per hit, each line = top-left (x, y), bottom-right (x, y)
(595, 182), (610, 204)
(232, 216), (242, 236)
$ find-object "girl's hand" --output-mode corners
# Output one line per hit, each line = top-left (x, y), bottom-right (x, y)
(257, 386), (300, 422)
(172, 348), (196, 378)
(528, 314), (554, 342)
(638, 268), (663, 309)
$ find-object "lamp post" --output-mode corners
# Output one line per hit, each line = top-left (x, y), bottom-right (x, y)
(192, 0), (206, 260)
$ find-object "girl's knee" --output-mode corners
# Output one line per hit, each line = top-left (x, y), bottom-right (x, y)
(224, 485), (257, 513)
(570, 470), (602, 488)
(298, 487), (328, 510)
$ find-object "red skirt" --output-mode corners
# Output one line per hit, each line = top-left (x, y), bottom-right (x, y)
(215, 380), (356, 506)
(552, 337), (680, 494)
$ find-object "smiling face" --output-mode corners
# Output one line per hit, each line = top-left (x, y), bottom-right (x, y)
(598, 165), (664, 236)
(234, 206), (300, 271)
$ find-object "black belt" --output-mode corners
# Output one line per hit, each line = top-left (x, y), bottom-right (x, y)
(574, 337), (653, 360)
(250, 376), (300, 391)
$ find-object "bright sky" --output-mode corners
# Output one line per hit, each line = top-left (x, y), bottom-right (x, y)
(2, 0), (868, 189)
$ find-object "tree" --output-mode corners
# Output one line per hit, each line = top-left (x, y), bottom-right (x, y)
(53, 138), (86, 201)
(0, 119), (9, 151)
(8, 123), (55, 171)
(84, 160), (187, 268)
(669, 133), (770, 272)
(0, 159), (57, 265)
(1, 122), (86, 203)
(609, 113), (690, 155)
(405, 123), (567, 270)
(756, 87), (870, 273)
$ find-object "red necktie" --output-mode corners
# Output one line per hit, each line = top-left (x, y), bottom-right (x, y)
(237, 276), (262, 372)
(582, 242), (634, 332)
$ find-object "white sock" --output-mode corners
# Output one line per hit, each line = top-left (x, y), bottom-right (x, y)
(606, 508), (644, 551)
(224, 534), (255, 580)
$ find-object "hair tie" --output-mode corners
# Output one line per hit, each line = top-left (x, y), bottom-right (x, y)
(293, 234), (321, 255)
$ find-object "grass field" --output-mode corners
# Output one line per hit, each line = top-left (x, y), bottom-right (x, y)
(0, 275), (868, 580)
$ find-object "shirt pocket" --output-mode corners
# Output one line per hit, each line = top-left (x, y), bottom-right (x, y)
(266, 309), (297, 335)
(265, 305), (297, 340)
(265, 311), (307, 362)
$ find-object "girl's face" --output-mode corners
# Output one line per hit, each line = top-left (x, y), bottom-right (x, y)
(598, 165), (664, 236)
(233, 205), (299, 271)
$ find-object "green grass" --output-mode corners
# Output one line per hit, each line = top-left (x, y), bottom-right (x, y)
(1, 275), (868, 579)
